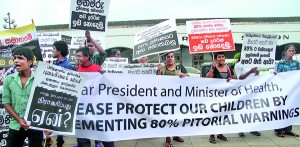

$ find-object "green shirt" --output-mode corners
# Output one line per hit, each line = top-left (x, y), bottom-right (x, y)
(91, 51), (107, 65)
(2, 72), (35, 130)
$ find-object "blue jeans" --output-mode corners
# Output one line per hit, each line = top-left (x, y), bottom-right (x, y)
(77, 138), (114, 147)
(274, 125), (292, 133)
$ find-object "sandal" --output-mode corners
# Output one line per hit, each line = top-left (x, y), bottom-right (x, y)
(173, 136), (184, 142)
(165, 137), (173, 147)
(275, 132), (285, 137)
(285, 132), (299, 137)
(209, 136), (216, 144)
(217, 134), (228, 141)
(165, 142), (173, 147)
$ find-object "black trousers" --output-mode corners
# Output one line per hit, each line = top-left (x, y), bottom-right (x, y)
(6, 128), (43, 147)
(56, 135), (64, 145)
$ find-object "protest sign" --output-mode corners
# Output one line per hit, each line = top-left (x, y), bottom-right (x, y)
(74, 71), (300, 141)
(0, 23), (43, 68)
(122, 63), (159, 75)
(133, 19), (180, 60)
(69, 36), (86, 49)
(69, 35), (105, 49)
(240, 33), (278, 68)
(37, 32), (61, 61)
(24, 62), (87, 135)
(70, 0), (110, 32)
(0, 108), (12, 146)
(61, 35), (72, 45)
(102, 57), (128, 74)
(186, 19), (235, 53)
(68, 48), (78, 64)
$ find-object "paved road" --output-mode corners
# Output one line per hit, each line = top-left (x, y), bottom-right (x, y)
(50, 125), (300, 147)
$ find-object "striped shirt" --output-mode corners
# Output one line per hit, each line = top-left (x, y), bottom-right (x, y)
(91, 52), (107, 65)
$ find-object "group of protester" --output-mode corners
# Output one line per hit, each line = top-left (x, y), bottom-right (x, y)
(1, 29), (299, 147)
(156, 45), (300, 146)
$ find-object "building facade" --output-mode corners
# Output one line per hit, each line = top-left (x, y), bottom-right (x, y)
(37, 17), (300, 70)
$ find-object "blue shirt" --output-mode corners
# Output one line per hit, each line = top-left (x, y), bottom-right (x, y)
(277, 59), (300, 73)
(53, 58), (74, 70)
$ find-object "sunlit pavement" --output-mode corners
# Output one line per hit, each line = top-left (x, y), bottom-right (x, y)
(50, 125), (300, 147)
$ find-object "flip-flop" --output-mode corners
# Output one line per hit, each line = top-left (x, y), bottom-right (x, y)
(275, 132), (285, 137)
(285, 132), (299, 137)
(217, 135), (228, 141)
(173, 136), (184, 142)
(165, 142), (173, 147)
(165, 137), (173, 147)
(209, 136), (216, 144)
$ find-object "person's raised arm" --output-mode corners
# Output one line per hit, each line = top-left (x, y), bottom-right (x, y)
(85, 30), (105, 54)
(206, 61), (216, 78)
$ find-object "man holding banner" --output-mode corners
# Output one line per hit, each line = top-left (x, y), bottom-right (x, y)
(76, 47), (112, 147)
(274, 44), (300, 138)
(234, 55), (261, 137)
(2, 47), (44, 147)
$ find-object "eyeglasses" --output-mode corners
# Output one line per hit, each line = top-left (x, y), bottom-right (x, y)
(88, 45), (94, 47)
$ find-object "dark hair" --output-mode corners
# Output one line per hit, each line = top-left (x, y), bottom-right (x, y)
(84, 40), (91, 46)
(53, 41), (69, 57)
(281, 51), (286, 59)
(110, 49), (120, 57)
(284, 44), (297, 52)
(13, 46), (34, 61)
(214, 52), (225, 60)
(163, 52), (174, 60)
(76, 47), (91, 59)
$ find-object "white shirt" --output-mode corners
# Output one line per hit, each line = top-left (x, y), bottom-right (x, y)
(234, 62), (256, 80)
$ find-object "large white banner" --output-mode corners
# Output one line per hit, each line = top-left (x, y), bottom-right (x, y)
(74, 71), (300, 141)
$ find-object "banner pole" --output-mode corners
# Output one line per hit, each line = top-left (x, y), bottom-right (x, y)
(158, 54), (161, 63)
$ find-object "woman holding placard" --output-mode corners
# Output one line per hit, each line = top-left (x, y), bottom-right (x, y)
(157, 51), (189, 147)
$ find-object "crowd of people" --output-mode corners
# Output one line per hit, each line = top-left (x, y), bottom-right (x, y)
(0, 30), (299, 147)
